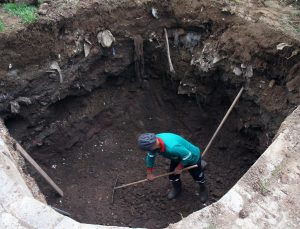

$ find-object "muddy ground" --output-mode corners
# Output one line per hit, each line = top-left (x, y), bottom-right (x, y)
(1, 0), (300, 228)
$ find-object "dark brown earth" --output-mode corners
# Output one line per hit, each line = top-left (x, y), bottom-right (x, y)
(1, 0), (300, 228)
(6, 77), (261, 228)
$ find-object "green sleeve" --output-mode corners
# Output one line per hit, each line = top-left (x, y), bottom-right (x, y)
(146, 151), (156, 168)
(172, 145), (194, 166)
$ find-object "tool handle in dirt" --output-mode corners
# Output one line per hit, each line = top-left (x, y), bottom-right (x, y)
(201, 87), (244, 157)
(114, 164), (198, 190)
(15, 142), (64, 197)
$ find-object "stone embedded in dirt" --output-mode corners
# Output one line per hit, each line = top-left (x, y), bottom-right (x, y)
(97, 30), (115, 48)
(233, 66), (243, 76)
(7, 70), (18, 77)
(83, 42), (91, 57)
(38, 3), (49, 16)
(286, 77), (300, 92)
(268, 80), (275, 88)
(50, 61), (63, 83)
(151, 7), (159, 19)
(244, 65), (253, 78)
(10, 101), (20, 114)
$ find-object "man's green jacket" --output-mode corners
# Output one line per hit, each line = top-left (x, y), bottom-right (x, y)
(146, 133), (201, 170)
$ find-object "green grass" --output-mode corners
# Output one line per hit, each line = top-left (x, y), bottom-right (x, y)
(3, 3), (37, 24)
(0, 19), (4, 32)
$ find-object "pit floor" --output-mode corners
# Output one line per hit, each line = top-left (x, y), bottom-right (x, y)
(7, 78), (260, 229)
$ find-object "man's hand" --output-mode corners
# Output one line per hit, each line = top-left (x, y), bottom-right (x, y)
(174, 163), (184, 174)
(174, 167), (182, 174)
(147, 173), (156, 181)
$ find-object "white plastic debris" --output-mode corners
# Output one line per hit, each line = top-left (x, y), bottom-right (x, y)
(276, 43), (292, 50)
(233, 67), (242, 76)
(50, 61), (63, 83)
(151, 7), (159, 19)
(84, 42), (91, 57)
(97, 30), (115, 48)
(16, 97), (32, 105)
(8, 63), (12, 70)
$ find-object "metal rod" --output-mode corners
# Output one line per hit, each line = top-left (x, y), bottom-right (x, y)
(15, 142), (64, 197)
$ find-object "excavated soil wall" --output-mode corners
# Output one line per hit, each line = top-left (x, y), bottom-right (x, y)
(0, 1), (299, 228)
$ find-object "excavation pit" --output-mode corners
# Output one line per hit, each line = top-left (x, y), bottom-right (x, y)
(4, 77), (275, 228)
(1, 1), (299, 228)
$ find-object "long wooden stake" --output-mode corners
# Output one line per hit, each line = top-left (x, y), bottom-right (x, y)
(164, 28), (175, 74)
(202, 87), (244, 157)
(111, 175), (119, 204)
(15, 142), (64, 197)
(114, 87), (244, 190)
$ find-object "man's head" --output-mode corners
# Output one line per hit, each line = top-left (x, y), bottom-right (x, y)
(138, 133), (158, 151)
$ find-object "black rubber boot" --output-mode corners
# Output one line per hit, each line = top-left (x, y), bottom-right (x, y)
(167, 180), (182, 200)
(201, 159), (208, 170)
(199, 183), (208, 203)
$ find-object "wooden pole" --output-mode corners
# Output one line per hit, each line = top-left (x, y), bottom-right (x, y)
(114, 87), (244, 190)
(201, 87), (244, 157)
(111, 175), (119, 204)
(15, 142), (64, 197)
(114, 164), (197, 190)
(164, 28), (175, 74)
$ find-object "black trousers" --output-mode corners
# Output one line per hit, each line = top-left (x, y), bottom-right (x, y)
(169, 159), (205, 183)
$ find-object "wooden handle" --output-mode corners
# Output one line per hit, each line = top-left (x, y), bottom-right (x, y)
(202, 87), (244, 157)
(164, 28), (175, 74)
(15, 142), (64, 197)
(114, 164), (198, 190)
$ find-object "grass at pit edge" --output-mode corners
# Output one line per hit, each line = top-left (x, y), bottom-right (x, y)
(2, 3), (37, 24)
(0, 19), (4, 32)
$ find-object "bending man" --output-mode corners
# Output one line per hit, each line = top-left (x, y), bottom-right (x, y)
(137, 132), (208, 202)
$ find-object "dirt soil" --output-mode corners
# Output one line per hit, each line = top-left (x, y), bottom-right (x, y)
(1, 0), (300, 228)
(6, 78), (260, 228)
